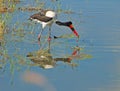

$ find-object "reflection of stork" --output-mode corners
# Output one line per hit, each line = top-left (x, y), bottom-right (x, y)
(27, 47), (80, 69)
(29, 9), (56, 50)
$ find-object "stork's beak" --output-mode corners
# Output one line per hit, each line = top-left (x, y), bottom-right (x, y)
(56, 21), (79, 38)
(68, 24), (79, 38)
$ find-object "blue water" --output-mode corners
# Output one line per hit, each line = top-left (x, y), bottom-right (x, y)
(1, 0), (120, 91)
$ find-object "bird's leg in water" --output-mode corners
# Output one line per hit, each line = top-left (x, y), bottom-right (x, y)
(76, 36), (80, 47)
(75, 36), (80, 55)
(38, 29), (44, 47)
(48, 26), (52, 53)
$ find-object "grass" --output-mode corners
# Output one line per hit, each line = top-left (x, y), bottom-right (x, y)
(0, 0), (17, 13)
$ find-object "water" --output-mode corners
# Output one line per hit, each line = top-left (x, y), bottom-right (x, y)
(0, 0), (120, 91)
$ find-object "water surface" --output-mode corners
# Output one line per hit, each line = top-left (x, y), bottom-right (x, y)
(0, 0), (120, 91)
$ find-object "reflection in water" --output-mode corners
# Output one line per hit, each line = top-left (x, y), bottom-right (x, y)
(22, 71), (56, 91)
(27, 49), (56, 69)
(27, 46), (92, 69)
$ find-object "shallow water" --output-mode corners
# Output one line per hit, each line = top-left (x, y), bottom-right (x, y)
(0, 0), (120, 91)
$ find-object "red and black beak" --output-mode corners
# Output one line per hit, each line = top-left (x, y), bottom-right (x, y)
(68, 23), (79, 38)
(56, 21), (79, 38)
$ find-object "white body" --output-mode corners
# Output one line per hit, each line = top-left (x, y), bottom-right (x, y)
(31, 10), (56, 29)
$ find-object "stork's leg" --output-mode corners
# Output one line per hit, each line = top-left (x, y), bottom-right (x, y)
(38, 28), (44, 46)
(48, 26), (52, 52)
(76, 36), (80, 47)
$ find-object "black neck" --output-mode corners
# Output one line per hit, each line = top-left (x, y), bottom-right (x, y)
(55, 21), (72, 26)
